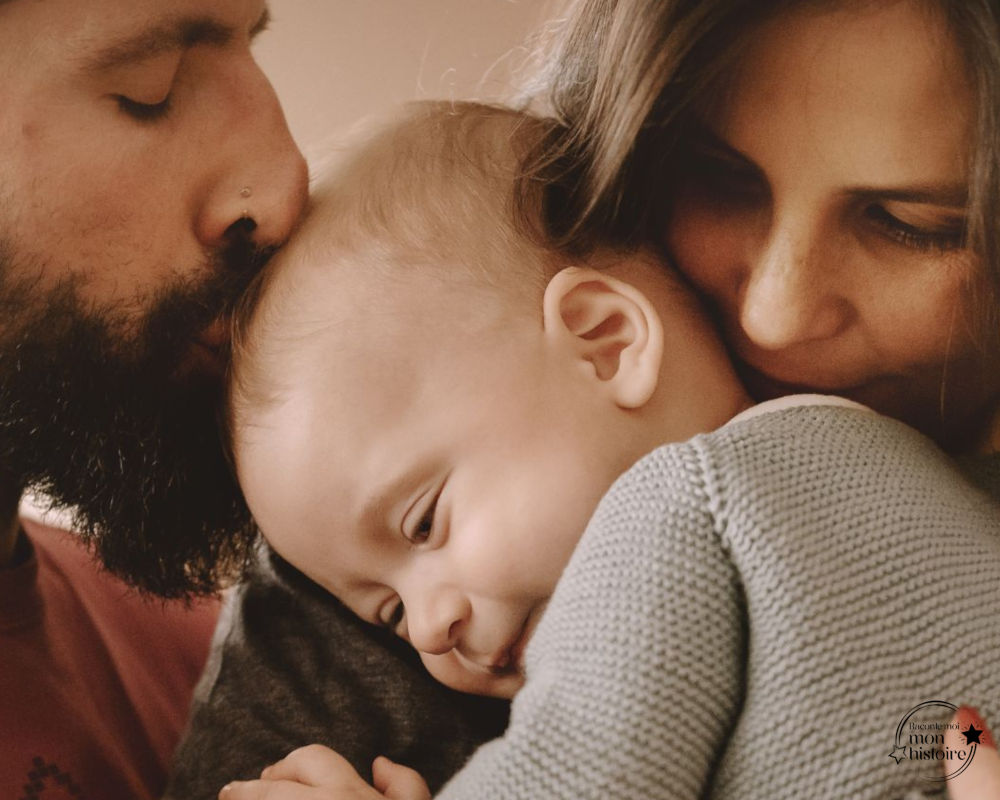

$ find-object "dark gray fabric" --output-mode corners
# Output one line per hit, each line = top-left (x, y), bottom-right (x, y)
(960, 449), (1000, 499)
(164, 548), (507, 800)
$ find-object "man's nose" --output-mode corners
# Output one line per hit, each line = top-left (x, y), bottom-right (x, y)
(194, 63), (308, 253)
(738, 221), (853, 350)
(404, 584), (471, 657)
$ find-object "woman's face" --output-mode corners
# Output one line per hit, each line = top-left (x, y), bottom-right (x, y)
(665, 0), (1000, 449)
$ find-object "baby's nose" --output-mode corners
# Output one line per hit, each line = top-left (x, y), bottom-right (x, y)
(405, 586), (470, 656)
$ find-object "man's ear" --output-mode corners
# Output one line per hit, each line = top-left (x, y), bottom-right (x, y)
(542, 266), (664, 409)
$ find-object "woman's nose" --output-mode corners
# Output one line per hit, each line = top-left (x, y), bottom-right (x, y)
(194, 64), (308, 254)
(738, 224), (853, 350)
(403, 584), (471, 657)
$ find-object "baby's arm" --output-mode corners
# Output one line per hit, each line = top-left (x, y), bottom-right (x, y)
(221, 746), (430, 800)
(436, 445), (746, 800)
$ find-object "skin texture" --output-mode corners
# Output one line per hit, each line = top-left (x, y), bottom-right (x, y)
(0, 0), (308, 587)
(221, 747), (431, 800)
(235, 248), (749, 700)
(0, 0), (305, 311)
(665, 0), (1000, 451)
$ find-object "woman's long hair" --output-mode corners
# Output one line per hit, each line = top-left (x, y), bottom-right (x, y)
(532, 0), (1000, 335)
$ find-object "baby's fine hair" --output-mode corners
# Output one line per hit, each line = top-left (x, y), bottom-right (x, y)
(228, 101), (572, 437)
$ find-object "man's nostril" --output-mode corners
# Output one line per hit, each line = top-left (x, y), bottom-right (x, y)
(225, 216), (258, 241)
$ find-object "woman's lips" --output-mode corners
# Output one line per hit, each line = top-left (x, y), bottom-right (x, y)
(734, 357), (871, 399)
(737, 362), (814, 398)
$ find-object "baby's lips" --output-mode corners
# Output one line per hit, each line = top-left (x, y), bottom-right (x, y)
(486, 649), (512, 671)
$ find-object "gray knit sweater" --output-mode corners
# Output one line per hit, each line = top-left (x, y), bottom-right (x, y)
(438, 403), (1000, 800)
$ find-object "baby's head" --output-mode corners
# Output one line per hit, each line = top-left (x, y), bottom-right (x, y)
(229, 102), (748, 698)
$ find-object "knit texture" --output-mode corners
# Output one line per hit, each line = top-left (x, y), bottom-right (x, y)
(166, 548), (507, 800)
(438, 405), (1000, 800)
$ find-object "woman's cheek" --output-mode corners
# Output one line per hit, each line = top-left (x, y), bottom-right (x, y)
(665, 196), (751, 303)
(869, 248), (984, 364)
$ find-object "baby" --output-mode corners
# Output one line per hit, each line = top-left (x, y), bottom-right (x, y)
(222, 102), (1000, 800)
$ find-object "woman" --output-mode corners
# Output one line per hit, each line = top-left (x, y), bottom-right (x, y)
(538, 0), (1000, 794)
(540, 0), (1000, 454)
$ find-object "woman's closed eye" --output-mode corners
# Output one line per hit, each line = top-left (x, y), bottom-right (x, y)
(863, 203), (965, 253)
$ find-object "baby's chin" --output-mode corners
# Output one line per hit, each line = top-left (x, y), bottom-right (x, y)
(421, 653), (525, 699)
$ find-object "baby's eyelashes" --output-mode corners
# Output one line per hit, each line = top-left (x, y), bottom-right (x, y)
(380, 597), (407, 638)
(404, 486), (443, 546)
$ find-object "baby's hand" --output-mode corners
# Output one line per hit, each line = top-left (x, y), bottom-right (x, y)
(219, 745), (431, 800)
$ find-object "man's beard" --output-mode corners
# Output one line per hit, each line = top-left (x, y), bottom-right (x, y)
(0, 240), (264, 598)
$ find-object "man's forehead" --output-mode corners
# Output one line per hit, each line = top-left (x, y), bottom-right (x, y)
(84, 4), (270, 73)
(2, 0), (268, 67)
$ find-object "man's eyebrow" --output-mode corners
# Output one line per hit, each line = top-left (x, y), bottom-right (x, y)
(82, 6), (271, 73)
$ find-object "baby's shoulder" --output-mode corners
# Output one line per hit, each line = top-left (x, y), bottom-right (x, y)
(696, 397), (951, 490)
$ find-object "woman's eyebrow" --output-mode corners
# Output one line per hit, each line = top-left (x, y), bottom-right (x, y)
(848, 184), (969, 207)
(690, 128), (758, 165)
(80, 6), (271, 73)
(694, 128), (967, 207)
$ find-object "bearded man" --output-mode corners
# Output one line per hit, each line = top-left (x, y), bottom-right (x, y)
(1, 3), (507, 800)
(0, 1), (306, 797)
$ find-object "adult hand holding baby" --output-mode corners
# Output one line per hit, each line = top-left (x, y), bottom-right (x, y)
(220, 745), (431, 800)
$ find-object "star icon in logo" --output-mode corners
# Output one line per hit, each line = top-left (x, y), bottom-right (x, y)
(962, 724), (984, 746)
(888, 745), (908, 764)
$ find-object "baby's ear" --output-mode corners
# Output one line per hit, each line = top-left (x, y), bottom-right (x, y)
(542, 266), (664, 409)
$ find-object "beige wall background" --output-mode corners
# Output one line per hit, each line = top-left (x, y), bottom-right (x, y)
(253, 1), (555, 157)
(25, 3), (554, 527)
